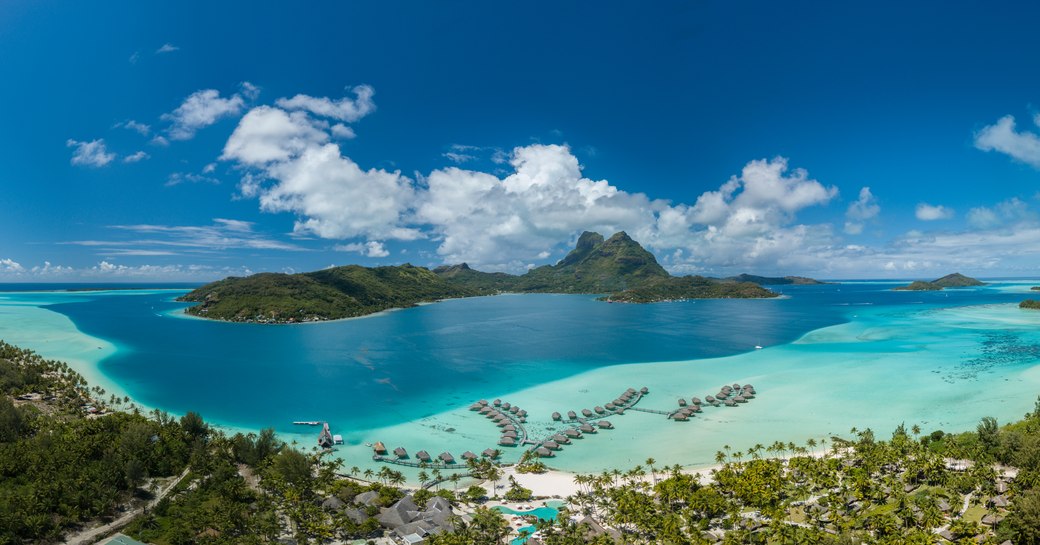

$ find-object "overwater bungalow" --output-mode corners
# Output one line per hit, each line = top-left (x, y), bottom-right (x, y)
(482, 448), (498, 458)
(319, 424), (334, 449)
(543, 440), (560, 449)
(372, 441), (387, 454)
(552, 412), (562, 421)
(732, 383), (740, 390)
(615, 408), (625, 414)
(502, 424), (516, 432)
(605, 403), (615, 410)
(499, 437), (516, 446)
(724, 399), (737, 407)
(598, 420), (614, 429)
(518, 416), (526, 423)
(493, 399), (502, 406)
(501, 402), (511, 410)
(563, 428), (582, 438)
(553, 434), (570, 443)
(614, 398), (625, 405)
(462, 451), (477, 461)
(479, 407), (494, 415)
(496, 420), (509, 427)
(626, 388), (636, 394)
(579, 423), (596, 433)
(640, 386), (649, 394)
(478, 399), (488, 406)
(469, 403), (482, 411)
(691, 397), (701, 405)
(672, 413), (688, 421)
(567, 410), (578, 420)
(705, 395), (715, 403)
(582, 409), (593, 417)
(518, 410), (527, 417)
(535, 447), (554, 457)
(716, 391), (728, 399)
(734, 395), (747, 403)
(594, 406), (605, 414)
(689, 404), (702, 412)
(439, 452), (455, 464)
(509, 406), (520, 414)
(502, 431), (517, 438)
(393, 447), (407, 458)
(416, 450), (432, 462)
(678, 398), (687, 407)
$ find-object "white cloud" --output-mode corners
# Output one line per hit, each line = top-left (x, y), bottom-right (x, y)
(129, 51), (140, 64)
(443, 152), (476, 164)
(334, 241), (390, 258)
(915, 203), (954, 221)
(155, 43), (179, 54)
(64, 219), (302, 254)
(123, 151), (149, 163)
(162, 89), (246, 140)
(844, 186), (880, 234)
(66, 138), (116, 167)
(202, 163), (216, 173)
(151, 135), (169, 147)
(967, 197), (1032, 229)
(275, 85), (375, 122)
(222, 106), (329, 165)
(0, 258), (24, 272)
(165, 171), (219, 187)
(974, 114), (1040, 168)
(240, 81), (261, 100)
(116, 120), (151, 135)
(330, 124), (356, 139)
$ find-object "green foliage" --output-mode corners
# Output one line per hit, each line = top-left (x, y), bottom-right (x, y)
(894, 272), (984, 291)
(1020, 299), (1040, 310)
(179, 264), (476, 323)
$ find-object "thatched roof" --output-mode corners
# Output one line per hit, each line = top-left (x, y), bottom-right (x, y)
(691, 397), (701, 404)
(598, 421), (613, 429)
(543, 440), (559, 449)
(493, 399), (501, 406)
(551, 412), (562, 420)
(579, 424), (595, 432)
(640, 387), (649, 393)
(535, 447), (553, 457)
(582, 409), (593, 417)
(563, 428), (581, 437)
(462, 451), (477, 460)
(553, 433), (570, 442)
(394, 447), (407, 457)
(594, 406), (605, 414)
(499, 437), (516, 446)
(482, 448), (498, 457)
(373, 441), (387, 453)
(678, 398), (687, 406)
(322, 496), (345, 510)
(502, 431), (518, 438)
(439, 452), (455, 463)
(416, 450), (431, 461)
(567, 411), (577, 419)
(501, 402), (511, 410)
(502, 424), (516, 432)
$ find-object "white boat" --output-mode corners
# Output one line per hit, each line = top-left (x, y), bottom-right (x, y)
(293, 421), (322, 426)
(754, 345), (763, 349)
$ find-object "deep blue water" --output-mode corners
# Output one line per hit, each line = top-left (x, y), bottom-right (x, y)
(40, 282), (1031, 433)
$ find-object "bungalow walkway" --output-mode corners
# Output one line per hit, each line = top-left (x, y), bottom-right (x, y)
(370, 455), (470, 471)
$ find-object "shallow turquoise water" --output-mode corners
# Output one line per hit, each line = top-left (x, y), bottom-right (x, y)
(2, 281), (1040, 479)
(495, 505), (559, 545)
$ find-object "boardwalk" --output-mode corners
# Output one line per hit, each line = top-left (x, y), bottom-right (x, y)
(627, 407), (674, 416)
(371, 454), (469, 471)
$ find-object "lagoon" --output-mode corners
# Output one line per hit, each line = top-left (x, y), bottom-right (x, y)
(1, 281), (1040, 480)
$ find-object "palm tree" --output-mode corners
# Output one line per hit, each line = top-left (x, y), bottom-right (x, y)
(646, 457), (657, 483)
(363, 468), (374, 481)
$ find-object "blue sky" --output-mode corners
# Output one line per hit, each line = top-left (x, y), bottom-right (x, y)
(3, 1), (1040, 281)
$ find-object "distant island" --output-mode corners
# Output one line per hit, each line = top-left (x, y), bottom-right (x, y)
(724, 273), (826, 285)
(893, 273), (985, 291)
(179, 231), (803, 323)
(1020, 299), (1040, 310)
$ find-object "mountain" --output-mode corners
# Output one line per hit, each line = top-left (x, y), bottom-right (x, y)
(725, 274), (825, 286)
(893, 273), (985, 291)
(180, 231), (778, 323)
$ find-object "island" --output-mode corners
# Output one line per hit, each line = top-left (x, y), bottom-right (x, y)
(179, 231), (779, 323)
(893, 272), (985, 291)
(724, 273), (827, 285)
(1020, 299), (1040, 310)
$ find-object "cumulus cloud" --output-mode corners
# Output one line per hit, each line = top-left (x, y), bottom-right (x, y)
(915, 203), (954, 221)
(155, 43), (179, 54)
(165, 171), (219, 187)
(66, 138), (116, 167)
(0, 258), (24, 272)
(222, 106), (330, 164)
(975, 114), (1040, 168)
(275, 85), (375, 122)
(844, 187), (880, 234)
(162, 88), (247, 140)
(335, 241), (390, 258)
(123, 151), (149, 163)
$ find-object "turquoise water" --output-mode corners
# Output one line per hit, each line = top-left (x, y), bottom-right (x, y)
(2, 281), (1040, 480)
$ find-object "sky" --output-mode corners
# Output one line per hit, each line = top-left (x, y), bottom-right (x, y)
(3, 1), (1040, 281)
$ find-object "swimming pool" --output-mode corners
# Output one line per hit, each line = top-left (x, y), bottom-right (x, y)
(495, 503), (563, 545)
